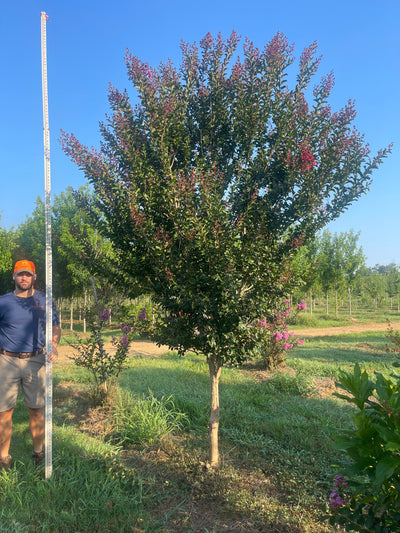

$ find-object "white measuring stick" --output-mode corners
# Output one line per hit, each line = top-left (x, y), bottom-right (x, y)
(41, 11), (53, 479)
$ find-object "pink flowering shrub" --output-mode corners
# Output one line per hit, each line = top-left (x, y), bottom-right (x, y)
(257, 300), (306, 369)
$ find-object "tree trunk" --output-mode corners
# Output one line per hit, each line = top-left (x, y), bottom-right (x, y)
(208, 355), (222, 468)
(83, 288), (87, 333)
(348, 286), (352, 316)
(326, 293), (329, 315)
(70, 297), (74, 331)
(309, 289), (313, 315)
(335, 290), (338, 317)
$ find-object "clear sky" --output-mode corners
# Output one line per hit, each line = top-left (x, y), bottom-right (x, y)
(0, 0), (398, 267)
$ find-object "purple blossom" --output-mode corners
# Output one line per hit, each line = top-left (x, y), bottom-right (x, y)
(121, 323), (133, 334)
(334, 474), (348, 488)
(100, 309), (110, 321)
(329, 490), (347, 509)
(274, 331), (283, 341)
(119, 335), (128, 347)
(295, 338), (305, 345)
(138, 307), (147, 320)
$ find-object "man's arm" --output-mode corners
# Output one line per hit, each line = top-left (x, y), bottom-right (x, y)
(48, 324), (61, 362)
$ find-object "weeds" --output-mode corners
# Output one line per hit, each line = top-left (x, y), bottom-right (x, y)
(110, 390), (188, 447)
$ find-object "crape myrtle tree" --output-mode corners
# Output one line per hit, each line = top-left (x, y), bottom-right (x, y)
(61, 31), (391, 467)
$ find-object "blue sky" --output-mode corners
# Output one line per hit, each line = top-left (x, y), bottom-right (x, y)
(0, 0), (398, 267)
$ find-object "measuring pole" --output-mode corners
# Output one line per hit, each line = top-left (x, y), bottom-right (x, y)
(41, 11), (53, 479)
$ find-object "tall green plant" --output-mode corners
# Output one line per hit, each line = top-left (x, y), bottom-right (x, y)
(327, 363), (400, 531)
(61, 31), (391, 466)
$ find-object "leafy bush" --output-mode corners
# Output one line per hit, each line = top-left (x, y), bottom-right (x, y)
(327, 362), (400, 532)
(70, 308), (135, 404)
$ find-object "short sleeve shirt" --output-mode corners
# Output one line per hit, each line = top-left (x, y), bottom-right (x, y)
(0, 291), (60, 353)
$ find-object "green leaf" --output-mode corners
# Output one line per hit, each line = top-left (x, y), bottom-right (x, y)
(374, 455), (399, 487)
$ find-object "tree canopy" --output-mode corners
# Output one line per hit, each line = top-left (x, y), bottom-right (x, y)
(61, 31), (391, 465)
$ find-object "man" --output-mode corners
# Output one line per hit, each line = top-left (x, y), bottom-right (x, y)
(0, 260), (61, 471)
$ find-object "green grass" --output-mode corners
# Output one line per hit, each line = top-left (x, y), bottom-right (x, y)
(293, 305), (400, 328)
(0, 420), (150, 532)
(1, 323), (399, 531)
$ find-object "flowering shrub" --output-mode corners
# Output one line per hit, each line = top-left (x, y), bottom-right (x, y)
(327, 363), (400, 532)
(256, 300), (306, 369)
(71, 308), (135, 404)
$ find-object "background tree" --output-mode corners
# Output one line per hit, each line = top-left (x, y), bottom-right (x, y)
(61, 31), (391, 466)
(385, 264), (400, 310)
(13, 198), (46, 289)
(314, 230), (339, 315)
(0, 218), (18, 293)
(313, 230), (365, 316)
(340, 230), (366, 315)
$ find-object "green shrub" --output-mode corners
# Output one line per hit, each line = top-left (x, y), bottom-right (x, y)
(327, 362), (400, 532)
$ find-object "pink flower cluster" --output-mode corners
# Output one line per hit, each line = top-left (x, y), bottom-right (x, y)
(300, 151), (316, 171)
(259, 300), (306, 351)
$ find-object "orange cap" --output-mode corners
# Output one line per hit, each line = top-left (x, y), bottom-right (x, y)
(14, 260), (36, 275)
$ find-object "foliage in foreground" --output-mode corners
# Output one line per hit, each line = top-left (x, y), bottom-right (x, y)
(327, 362), (400, 531)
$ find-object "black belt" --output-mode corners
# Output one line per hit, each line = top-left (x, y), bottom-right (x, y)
(0, 348), (44, 359)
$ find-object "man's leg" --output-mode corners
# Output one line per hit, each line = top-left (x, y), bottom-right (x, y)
(27, 407), (45, 453)
(0, 408), (14, 470)
(0, 408), (14, 456)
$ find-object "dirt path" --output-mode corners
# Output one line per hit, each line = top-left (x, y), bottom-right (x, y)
(56, 339), (170, 362)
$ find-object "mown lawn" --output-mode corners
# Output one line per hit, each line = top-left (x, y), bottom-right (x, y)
(0, 326), (396, 532)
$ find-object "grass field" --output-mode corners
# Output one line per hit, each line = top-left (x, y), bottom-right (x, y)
(0, 316), (397, 532)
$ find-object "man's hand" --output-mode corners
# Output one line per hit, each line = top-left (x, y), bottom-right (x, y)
(47, 346), (58, 363)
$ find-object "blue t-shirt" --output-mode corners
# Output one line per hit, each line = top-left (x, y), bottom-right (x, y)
(0, 291), (60, 353)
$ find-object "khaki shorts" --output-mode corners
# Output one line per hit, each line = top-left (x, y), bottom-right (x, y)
(0, 352), (46, 411)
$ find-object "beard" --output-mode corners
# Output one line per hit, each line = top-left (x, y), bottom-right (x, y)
(15, 279), (34, 292)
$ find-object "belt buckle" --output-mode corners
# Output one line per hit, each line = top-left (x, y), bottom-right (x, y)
(18, 352), (34, 359)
